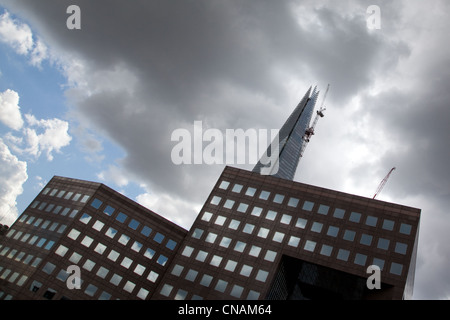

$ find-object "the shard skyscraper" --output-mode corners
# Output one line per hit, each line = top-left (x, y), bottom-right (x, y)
(253, 86), (320, 180)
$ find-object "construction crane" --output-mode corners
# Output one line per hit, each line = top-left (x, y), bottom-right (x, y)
(299, 84), (330, 158)
(373, 167), (396, 199)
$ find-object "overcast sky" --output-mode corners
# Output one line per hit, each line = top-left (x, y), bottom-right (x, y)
(0, 0), (449, 299)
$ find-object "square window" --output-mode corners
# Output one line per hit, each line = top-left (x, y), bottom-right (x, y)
(92, 220), (105, 231)
(243, 223), (255, 234)
(218, 180), (230, 190)
(224, 260), (237, 272)
(389, 262), (403, 276)
(280, 214), (292, 225)
(144, 248), (156, 260)
(215, 215), (226, 226)
(249, 245), (261, 257)
(354, 253), (367, 266)
(223, 199), (235, 209)
(256, 270), (269, 282)
(134, 264), (146, 276)
(234, 241), (247, 253)
(295, 218), (307, 229)
(166, 239), (177, 250)
(257, 227), (269, 239)
(192, 228), (204, 239)
(201, 211), (213, 222)
(395, 242), (408, 255)
(304, 240), (316, 252)
(343, 230), (356, 241)
(85, 284), (98, 297)
(334, 247), (348, 261)
(327, 226), (339, 237)
(160, 284), (173, 297)
(250, 206), (262, 217)
(94, 243), (107, 255)
(228, 219), (240, 230)
(128, 219), (140, 230)
(365, 216), (378, 227)
(360, 234), (373, 246)
(215, 279), (228, 293)
(185, 269), (198, 282)
(107, 250), (120, 262)
(232, 184), (243, 193)
(118, 234), (130, 246)
(382, 219), (395, 231)
(131, 241), (143, 253)
(311, 222), (323, 233)
(137, 288), (150, 300)
(81, 236), (94, 248)
(42, 262), (56, 275)
(154, 232), (165, 243)
(141, 225), (152, 237)
(105, 227), (118, 239)
(245, 187), (257, 197)
(288, 197), (299, 207)
(147, 271), (159, 283)
(265, 210), (277, 221)
(96, 266), (109, 279)
(157, 254), (168, 266)
(247, 290), (260, 300)
(372, 258), (385, 270)
(273, 194), (285, 204)
(272, 231), (285, 243)
(288, 236), (300, 247)
(240, 265), (253, 277)
(230, 285), (244, 298)
(210, 195), (221, 205)
(171, 264), (184, 276)
(259, 190), (270, 200)
(79, 213), (91, 224)
(83, 259), (96, 271)
(400, 223), (412, 235)
(123, 281), (136, 293)
(120, 257), (133, 269)
(302, 201), (314, 211)
(317, 204), (329, 215)
(175, 289), (187, 300)
(320, 245), (333, 257)
(110, 274), (123, 286)
(349, 212), (362, 223)
(237, 203), (249, 213)
(195, 250), (208, 262)
(210, 255), (223, 267)
(116, 212), (127, 223)
(219, 237), (232, 248)
(333, 208), (345, 219)
(103, 205), (115, 216)
(55, 245), (69, 257)
(377, 238), (390, 250)
(205, 232), (218, 244)
(200, 274), (213, 287)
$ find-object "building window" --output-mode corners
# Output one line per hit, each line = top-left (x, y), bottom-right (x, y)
(223, 199), (235, 209)
(234, 241), (247, 253)
(92, 220), (105, 232)
(256, 270), (269, 282)
(103, 205), (115, 216)
(232, 184), (243, 193)
(237, 203), (249, 213)
(105, 227), (118, 239)
(317, 204), (329, 215)
(67, 228), (81, 241)
(280, 214), (292, 225)
(175, 289), (188, 300)
(377, 238), (390, 250)
(81, 236), (94, 248)
(219, 237), (232, 248)
(147, 271), (159, 283)
(311, 222), (323, 233)
(160, 284), (173, 297)
(195, 250), (208, 262)
(128, 219), (140, 230)
(205, 232), (218, 244)
(185, 269), (198, 282)
(265, 210), (277, 221)
(390, 262), (403, 276)
(215, 215), (226, 226)
(171, 264), (184, 277)
(166, 239), (177, 250)
(400, 223), (412, 235)
(200, 274), (213, 287)
(215, 279), (228, 293)
(224, 260), (237, 272)
(249, 245), (261, 257)
(210, 255), (223, 267)
(349, 212), (362, 223)
(295, 218), (307, 229)
(91, 198), (103, 209)
(240, 265), (253, 277)
(110, 274), (123, 286)
(201, 211), (213, 222)
(157, 254), (168, 266)
(382, 219), (395, 231)
(250, 206), (262, 217)
(107, 250), (120, 262)
(230, 285), (244, 298)
(210, 196), (221, 205)
(83, 259), (96, 271)
(243, 223), (255, 234)
(360, 234), (373, 246)
(257, 227), (269, 239)
(333, 208), (345, 219)
(94, 243), (107, 255)
(288, 236), (300, 247)
(287, 197), (299, 207)
(141, 225), (152, 237)
(302, 201), (314, 211)
(118, 234), (130, 246)
(372, 258), (385, 270)
(116, 212), (127, 223)
(354, 253), (367, 266)
(228, 219), (240, 230)
(96, 266), (109, 279)
(218, 180), (230, 190)
(272, 232), (285, 243)
(79, 213), (91, 224)
(42, 262), (56, 275)
(320, 244), (333, 257)
(154, 232), (165, 243)
(273, 194), (285, 204)
(120, 257), (133, 269)
(144, 248), (156, 260)
(395, 242), (408, 255)
(259, 190), (270, 200)
(327, 226), (339, 237)
(365, 216), (378, 227)
(192, 228), (204, 239)
(304, 240), (316, 252)
(137, 288), (150, 300)
(245, 187), (257, 197)
(343, 230), (356, 242)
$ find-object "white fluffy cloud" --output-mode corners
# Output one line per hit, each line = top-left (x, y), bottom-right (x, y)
(0, 89), (24, 130)
(0, 138), (28, 225)
(0, 10), (48, 67)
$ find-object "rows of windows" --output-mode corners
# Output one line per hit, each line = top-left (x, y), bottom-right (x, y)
(216, 180), (414, 236)
(89, 198), (178, 251)
(41, 187), (91, 204)
(13, 214), (68, 234)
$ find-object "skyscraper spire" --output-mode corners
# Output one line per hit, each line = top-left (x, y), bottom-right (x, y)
(253, 86), (320, 180)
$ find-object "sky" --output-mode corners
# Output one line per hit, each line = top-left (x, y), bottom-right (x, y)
(0, 0), (449, 299)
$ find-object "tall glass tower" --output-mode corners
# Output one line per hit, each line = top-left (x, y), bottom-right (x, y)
(253, 86), (320, 180)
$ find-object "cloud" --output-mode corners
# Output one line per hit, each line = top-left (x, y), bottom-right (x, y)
(0, 89), (24, 130)
(97, 164), (129, 188)
(0, 9), (48, 67)
(0, 138), (28, 226)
